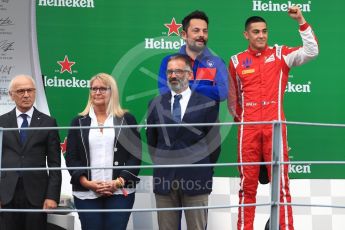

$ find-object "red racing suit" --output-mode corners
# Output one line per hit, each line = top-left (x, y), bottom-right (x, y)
(228, 23), (319, 230)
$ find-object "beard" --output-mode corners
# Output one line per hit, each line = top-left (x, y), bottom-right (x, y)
(168, 77), (189, 92)
(187, 38), (208, 53)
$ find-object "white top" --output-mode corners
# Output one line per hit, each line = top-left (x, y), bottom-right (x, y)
(73, 107), (134, 199)
(16, 106), (34, 128)
(170, 87), (191, 120)
(89, 107), (115, 187)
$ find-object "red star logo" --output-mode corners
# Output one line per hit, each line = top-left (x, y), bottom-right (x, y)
(57, 55), (75, 74)
(60, 137), (67, 156)
(164, 18), (182, 36)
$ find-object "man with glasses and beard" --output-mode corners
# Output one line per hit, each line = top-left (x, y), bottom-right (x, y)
(156, 11), (227, 229)
(147, 54), (220, 230)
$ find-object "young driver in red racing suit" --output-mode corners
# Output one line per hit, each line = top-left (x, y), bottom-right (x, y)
(227, 6), (319, 230)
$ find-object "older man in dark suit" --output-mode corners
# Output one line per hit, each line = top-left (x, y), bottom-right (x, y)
(147, 54), (220, 230)
(0, 74), (61, 230)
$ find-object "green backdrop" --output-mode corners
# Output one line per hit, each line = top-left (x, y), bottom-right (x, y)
(36, 0), (345, 179)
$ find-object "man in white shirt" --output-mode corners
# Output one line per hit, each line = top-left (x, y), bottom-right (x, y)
(0, 74), (61, 230)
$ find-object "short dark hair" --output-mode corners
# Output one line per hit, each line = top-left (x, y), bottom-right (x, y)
(167, 54), (193, 70)
(245, 16), (266, 31)
(182, 10), (209, 31)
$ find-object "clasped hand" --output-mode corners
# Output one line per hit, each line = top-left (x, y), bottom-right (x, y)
(80, 176), (123, 197)
(94, 180), (118, 196)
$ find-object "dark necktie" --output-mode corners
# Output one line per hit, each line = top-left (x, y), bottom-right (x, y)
(172, 94), (182, 123)
(20, 114), (28, 144)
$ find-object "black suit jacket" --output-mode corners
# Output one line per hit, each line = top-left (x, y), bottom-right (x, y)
(0, 108), (61, 206)
(65, 112), (142, 191)
(146, 91), (221, 195)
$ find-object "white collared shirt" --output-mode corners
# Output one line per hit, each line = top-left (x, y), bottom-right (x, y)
(170, 87), (191, 120)
(73, 107), (135, 199)
(88, 107), (115, 186)
(16, 107), (34, 128)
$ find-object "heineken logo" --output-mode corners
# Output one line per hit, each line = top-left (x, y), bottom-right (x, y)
(144, 38), (184, 50)
(44, 75), (90, 88)
(60, 137), (67, 156)
(44, 55), (89, 88)
(144, 17), (185, 50)
(288, 155), (311, 174)
(285, 81), (311, 93)
(289, 164), (311, 174)
(38, 0), (95, 8)
(164, 18), (182, 36)
(57, 55), (75, 74)
(253, 0), (312, 12)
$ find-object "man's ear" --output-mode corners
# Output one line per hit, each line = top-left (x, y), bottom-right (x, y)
(187, 70), (194, 80)
(243, 31), (249, 40)
(181, 30), (187, 40)
(8, 90), (15, 101)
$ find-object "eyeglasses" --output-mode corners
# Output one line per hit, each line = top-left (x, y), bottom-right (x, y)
(166, 69), (191, 76)
(13, 88), (36, 96)
(90, 87), (111, 94)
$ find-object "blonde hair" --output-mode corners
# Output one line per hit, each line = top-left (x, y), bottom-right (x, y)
(79, 73), (127, 117)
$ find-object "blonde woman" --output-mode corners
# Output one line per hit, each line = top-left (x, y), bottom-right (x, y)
(66, 73), (142, 230)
